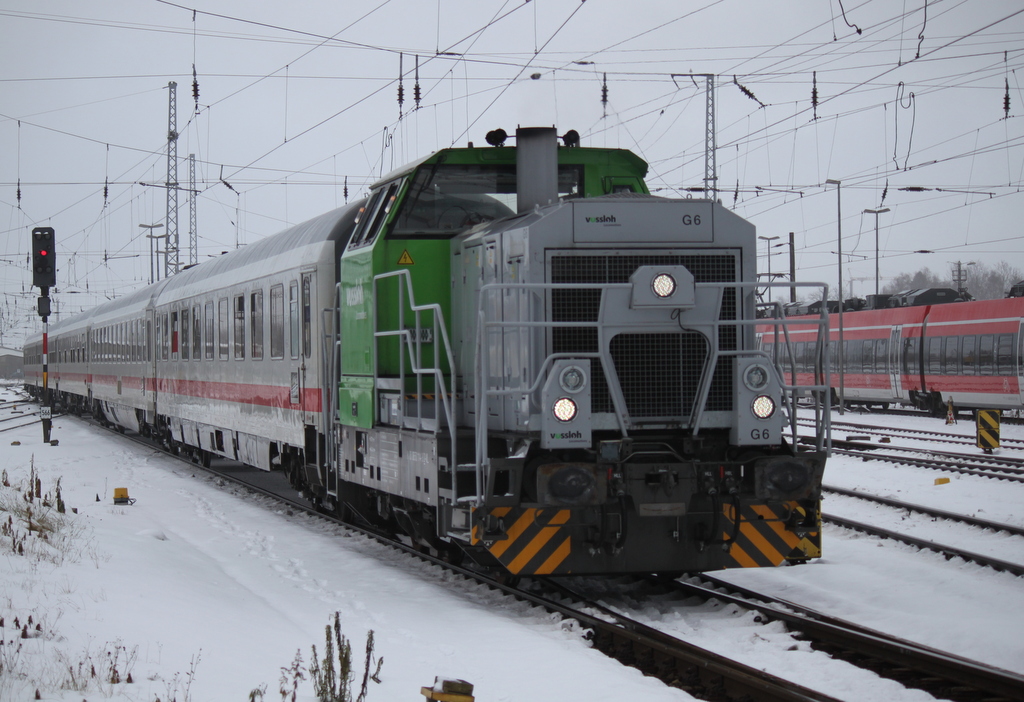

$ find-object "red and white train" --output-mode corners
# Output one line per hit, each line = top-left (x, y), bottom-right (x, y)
(760, 296), (1024, 414)
(22, 204), (360, 479)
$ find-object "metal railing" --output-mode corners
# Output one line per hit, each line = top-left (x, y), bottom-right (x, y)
(372, 269), (459, 462)
(469, 279), (832, 504)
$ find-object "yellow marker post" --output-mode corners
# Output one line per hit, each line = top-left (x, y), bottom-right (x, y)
(976, 409), (1001, 454)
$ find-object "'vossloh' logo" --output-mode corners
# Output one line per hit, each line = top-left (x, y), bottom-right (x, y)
(584, 215), (617, 224)
(549, 430), (583, 440)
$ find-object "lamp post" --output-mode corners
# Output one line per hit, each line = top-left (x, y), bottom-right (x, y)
(139, 223), (164, 285)
(786, 232), (796, 303)
(825, 179), (844, 414)
(758, 235), (780, 303)
(863, 207), (890, 297)
(951, 260), (976, 299)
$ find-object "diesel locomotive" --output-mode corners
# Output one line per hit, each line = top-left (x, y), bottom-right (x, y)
(25, 127), (831, 576)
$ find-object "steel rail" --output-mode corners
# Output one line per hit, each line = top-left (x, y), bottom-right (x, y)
(824, 484), (1024, 538)
(689, 574), (1024, 702)
(823, 512), (1024, 577)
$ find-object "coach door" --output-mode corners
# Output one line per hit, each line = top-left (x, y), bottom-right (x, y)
(1018, 321), (1024, 405)
(889, 325), (903, 398)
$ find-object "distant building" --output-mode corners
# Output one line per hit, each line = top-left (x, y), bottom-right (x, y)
(0, 347), (22, 379)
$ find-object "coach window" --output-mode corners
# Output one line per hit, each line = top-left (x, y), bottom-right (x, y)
(902, 338), (916, 375)
(205, 302), (215, 360)
(234, 295), (245, 359)
(962, 336), (976, 375)
(181, 308), (190, 361)
(875, 339), (887, 373)
(979, 334), (995, 375)
(270, 284), (285, 359)
(925, 337), (940, 375)
(162, 313), (170, 361)
(218, 298), (229, 360)
(302, 274), (312, 358)
(155, 319), (162, 363)
(944, 336), (959, 375)
(289, 281), (299, 360)
(171, 311), (179, 359)
(192, 304), (202, 360)
(997, 334), (1013, 375)
(251, 290), (264, 360)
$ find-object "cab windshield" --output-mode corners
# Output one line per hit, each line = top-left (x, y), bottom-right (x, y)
(390, 163), (582, 238)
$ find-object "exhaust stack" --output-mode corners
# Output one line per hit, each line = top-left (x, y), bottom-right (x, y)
(516, 127), (558, 214)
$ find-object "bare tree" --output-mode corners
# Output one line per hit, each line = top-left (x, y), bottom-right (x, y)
(882, 262), (1022, 300)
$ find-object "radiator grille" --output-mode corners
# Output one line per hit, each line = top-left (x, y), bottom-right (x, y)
(610, 333), (709, 418)
(550, 254), (737, 418)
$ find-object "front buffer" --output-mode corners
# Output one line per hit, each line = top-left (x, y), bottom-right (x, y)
(468, 452), (824, 576)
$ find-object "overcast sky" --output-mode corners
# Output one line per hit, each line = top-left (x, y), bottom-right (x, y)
(2, 0), (1023, 346)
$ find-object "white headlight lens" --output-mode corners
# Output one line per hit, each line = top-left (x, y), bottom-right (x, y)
(752, 395), (776, 419)
(553, 397), (578, 422)
(744, 364), (770, 391)
(559, 366), (586, 393)
(651, 273), (676, 298)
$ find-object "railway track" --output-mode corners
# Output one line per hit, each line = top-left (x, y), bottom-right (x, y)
(46, 409), (834, 702)
(824, 484), (1024, 538)
(801, 434), (1024, 482)
(548, 574), (1024, 702)
(804, 415), (1024, 451)
(9, 394), (1022, 701)
(821, 510), (1024, 577)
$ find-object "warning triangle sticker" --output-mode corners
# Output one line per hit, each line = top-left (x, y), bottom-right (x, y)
(397, 250), (415, 265)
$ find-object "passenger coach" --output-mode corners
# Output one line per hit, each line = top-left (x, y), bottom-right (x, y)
(762, 295), (1024, 413)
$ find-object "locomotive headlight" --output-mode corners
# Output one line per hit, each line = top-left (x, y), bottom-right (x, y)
(752, 394), (776, 419)
(558, 365), (587, 394)
(651, 273), (677, 298)
(743, 363), (771, 391)
(552, 397), (578, 422)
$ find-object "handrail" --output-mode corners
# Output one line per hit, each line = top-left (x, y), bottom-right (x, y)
(372, 269), (458, 473)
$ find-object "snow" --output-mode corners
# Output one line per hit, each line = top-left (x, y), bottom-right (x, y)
(2, 386), (1023, 701)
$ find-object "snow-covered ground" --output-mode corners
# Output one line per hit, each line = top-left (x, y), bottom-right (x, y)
(2, 385), (1022, 701)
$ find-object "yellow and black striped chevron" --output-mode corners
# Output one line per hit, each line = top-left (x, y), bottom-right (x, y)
(976, 409), (1001, 450)
(471, 507), (573, 575)
(722, 501), (821, 568)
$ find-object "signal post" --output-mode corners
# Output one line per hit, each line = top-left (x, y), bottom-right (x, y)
(31, 226), (56, 444)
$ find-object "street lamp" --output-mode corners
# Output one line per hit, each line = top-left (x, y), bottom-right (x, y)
(758, 235), (780, 303)
(825, 179), (844, 414)
(863, 207), (890, 297)
(139, 223), (164, 285)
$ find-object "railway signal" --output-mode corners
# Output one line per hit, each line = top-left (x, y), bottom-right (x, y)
(30, 226), (56, 444)
(31, 226), (56, 289)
